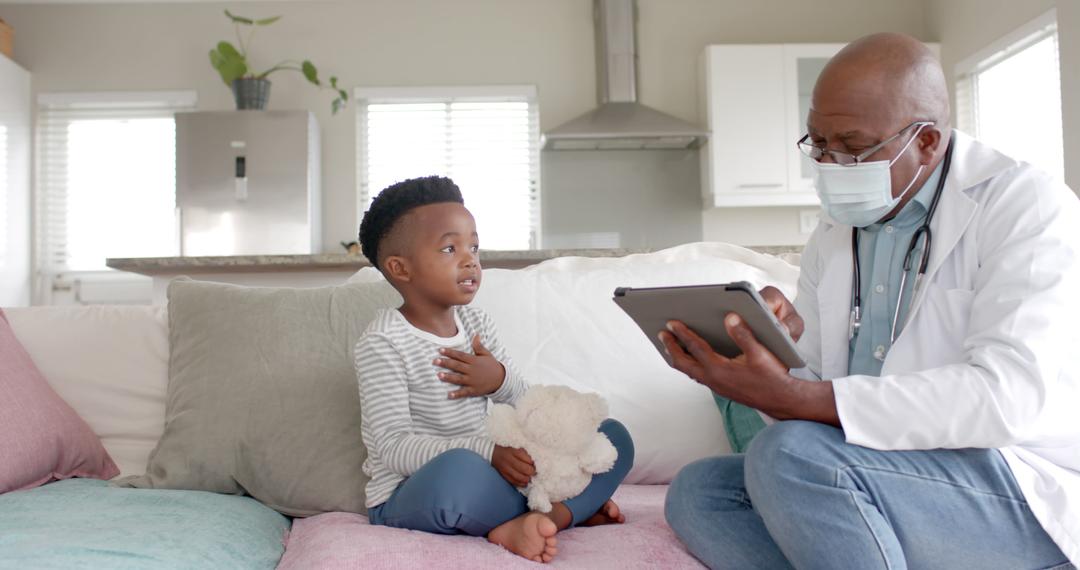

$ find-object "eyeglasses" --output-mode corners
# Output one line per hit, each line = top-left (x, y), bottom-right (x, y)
(797, 121), (935, 166)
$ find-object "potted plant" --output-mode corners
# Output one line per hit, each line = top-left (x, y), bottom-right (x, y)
(209, 10), (348, 114)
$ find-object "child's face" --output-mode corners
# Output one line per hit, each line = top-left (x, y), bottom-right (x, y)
(391, 203), (481, 307)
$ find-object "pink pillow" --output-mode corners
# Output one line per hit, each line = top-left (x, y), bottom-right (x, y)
(0, 308), (119, 493)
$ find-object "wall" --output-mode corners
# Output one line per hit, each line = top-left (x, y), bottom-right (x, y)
(0, 0), (929, 252)
(0, 0), (596, 253)
(925, 0), (1080, 194)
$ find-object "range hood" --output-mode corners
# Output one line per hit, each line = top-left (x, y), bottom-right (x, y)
(542, 0), (708, 150)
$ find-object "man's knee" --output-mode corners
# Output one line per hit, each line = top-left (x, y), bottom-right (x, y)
(666, 458), (713, 529)
(665, 456), (744, 528)
(744, 421), (846, 498)
(668, 458), (717, 505)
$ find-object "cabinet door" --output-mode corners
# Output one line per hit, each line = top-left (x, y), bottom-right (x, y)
(783, 44), (844, 197)
(701, 45), (788, 206)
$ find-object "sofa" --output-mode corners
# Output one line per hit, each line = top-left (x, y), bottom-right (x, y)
(0, 242), (800, 569)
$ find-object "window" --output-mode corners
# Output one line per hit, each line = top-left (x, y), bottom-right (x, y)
(36, 91), (196, 275)
(956, 11), (1063, 180)
(355, 86), (540, 251)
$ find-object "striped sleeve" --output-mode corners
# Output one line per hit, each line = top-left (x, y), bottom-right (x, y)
(356, 333), (495, 477)
(477, 311), (528, 405)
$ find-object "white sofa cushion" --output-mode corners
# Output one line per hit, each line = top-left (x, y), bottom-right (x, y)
(5, 305), (169, 478)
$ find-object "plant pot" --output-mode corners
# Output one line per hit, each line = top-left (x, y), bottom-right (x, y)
(231, 78), (271, 110)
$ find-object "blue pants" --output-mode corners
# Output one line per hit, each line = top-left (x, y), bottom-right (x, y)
(369, 419), (634, 536)
(665, 421), (1072, 570)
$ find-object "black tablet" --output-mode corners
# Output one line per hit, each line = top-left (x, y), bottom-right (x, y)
(613, 281), (806, 369)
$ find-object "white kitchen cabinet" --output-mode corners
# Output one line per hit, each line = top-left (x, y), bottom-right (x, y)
(699, 42), (939, 209)
(699, 43), (842, 208)
(0, 53), (31, 306)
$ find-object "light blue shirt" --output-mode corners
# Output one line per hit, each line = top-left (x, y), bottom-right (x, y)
(848, 161), (945, 377)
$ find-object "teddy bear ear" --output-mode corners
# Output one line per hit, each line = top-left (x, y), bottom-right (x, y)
(585, 392), (609, 421)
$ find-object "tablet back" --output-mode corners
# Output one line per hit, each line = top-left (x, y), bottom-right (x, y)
(613, 282), (805, 369)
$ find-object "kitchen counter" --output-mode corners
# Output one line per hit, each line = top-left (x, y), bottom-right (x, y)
(106, 246), (802, 276)
(106, 246), (803, 304)
(107, 249), (647, 275)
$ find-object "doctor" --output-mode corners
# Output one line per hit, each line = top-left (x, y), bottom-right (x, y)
(662, 32), (1079, 569)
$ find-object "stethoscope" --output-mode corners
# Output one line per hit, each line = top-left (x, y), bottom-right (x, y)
(849, 137), (955, 343)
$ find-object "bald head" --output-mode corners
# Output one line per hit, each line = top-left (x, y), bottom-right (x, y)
(807, 33), (952, 216)
(815, 33), (950, 128)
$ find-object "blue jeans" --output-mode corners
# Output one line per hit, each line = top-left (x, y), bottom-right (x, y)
(369, 419), (634, 535)
(665, 421), (1072, 570)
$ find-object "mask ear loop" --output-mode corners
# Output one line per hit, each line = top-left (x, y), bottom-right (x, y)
(887, 123), (931, 202)
(888, 123), (930, 168)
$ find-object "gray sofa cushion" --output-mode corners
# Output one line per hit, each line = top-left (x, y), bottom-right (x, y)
(117, 277), (401, 516)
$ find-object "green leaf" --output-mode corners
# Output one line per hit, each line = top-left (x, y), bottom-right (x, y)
(301, 60), (319, 85)
(224, 10), (254, 25)
(332, 98), (343, 115)
(209, 43), (247, 85)
(216, 41), (242, 61)
(329, 76), (338, 89)
(255, 15), (282, 26)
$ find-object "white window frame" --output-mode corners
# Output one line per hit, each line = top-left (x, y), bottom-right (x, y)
(34, 90), (196, 305)
(354, 85), (541, 250)
(955, 10), (1060, 141)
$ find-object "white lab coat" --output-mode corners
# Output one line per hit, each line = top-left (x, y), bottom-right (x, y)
(792, 130), (1080, 564)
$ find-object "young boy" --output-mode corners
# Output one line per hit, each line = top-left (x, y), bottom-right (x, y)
(355, 176), (634, 563)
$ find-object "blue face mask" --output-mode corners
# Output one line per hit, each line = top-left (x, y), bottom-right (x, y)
(811, 124), (928, 227)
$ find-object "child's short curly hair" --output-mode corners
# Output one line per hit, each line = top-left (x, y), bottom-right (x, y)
(358, 176), (464, 268)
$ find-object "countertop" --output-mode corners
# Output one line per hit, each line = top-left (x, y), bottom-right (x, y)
(106, 246), (803, 276)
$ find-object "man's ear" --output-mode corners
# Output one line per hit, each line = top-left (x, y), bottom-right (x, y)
(917, 127), (943, 165)
(383, 256), (411, 283)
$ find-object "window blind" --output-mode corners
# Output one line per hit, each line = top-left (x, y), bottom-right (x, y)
(36, 91), (196, 273)
(356, 86), (540, 251)
(954, 75), (976, 137)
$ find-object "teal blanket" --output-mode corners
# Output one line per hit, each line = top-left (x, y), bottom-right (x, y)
(0, 479), (290, 570)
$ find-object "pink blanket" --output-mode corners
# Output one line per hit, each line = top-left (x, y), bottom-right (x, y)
(278, 484), (704, 569)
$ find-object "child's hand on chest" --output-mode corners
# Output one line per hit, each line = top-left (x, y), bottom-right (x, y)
(431, 334), (507, 400)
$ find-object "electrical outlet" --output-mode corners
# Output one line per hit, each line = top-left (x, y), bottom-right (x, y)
(799, 209), (820, 234)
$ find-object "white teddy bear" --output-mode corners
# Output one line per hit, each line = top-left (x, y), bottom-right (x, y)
(487, 385), (618, 513)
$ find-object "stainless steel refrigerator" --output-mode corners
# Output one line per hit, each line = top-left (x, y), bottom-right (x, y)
(175, 110), (320, 256)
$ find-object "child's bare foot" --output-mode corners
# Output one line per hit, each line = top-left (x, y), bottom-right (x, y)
(581, 499), (626, 526)
(487, 512), (559, 563)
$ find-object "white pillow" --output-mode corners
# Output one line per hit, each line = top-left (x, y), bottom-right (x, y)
(347, 242), (800, 484)
(5, 306), (169, 478)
